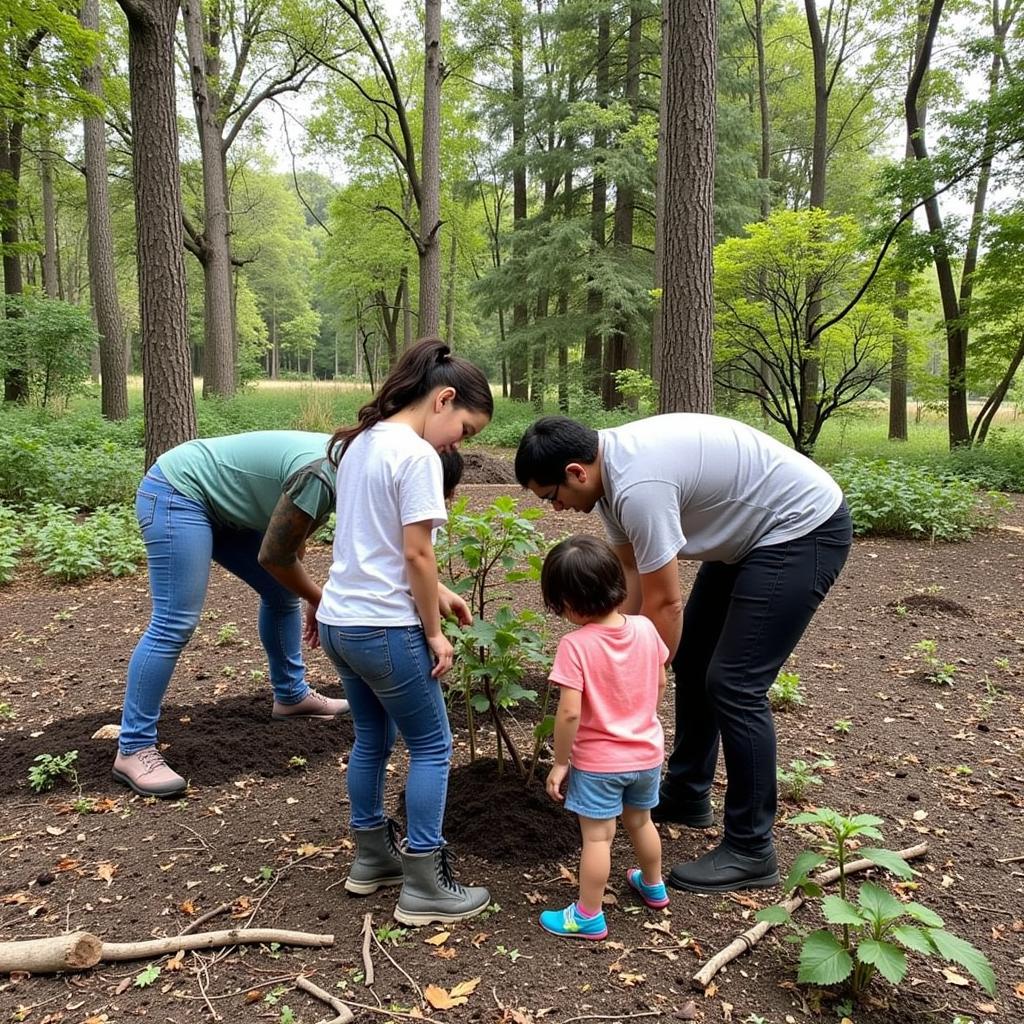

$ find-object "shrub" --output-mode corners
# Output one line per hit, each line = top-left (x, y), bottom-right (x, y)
(832, 458), (1005, 540)
(758, 809), (995, 1000)
(25, 503), (145, 582)
(0, 505), (23, 584)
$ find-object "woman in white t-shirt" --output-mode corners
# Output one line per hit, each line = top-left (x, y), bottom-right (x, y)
(317, 338), (493, 926)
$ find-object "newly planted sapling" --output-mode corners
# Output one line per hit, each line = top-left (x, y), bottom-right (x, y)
(912, 639), (957, 686)
(757, 808), (995, 1000)
(437, 497), (553, 777)
(777, 757), (833, 803)
(769, 670), (804, 709)
(28, 750), (80, 793)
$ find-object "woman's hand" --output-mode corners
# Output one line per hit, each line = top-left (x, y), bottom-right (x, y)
(426, 631), (453, 679)
(303, 601), (320, 648)
(438, 584), (472, 626)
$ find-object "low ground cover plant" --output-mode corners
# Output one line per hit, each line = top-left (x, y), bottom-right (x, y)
(912, 639), (957, 686)
(769, 669), (804, 709)
(757, 808), (995, 1000)
(831, 458), (1006, 540)
(28, 750), (80, 793)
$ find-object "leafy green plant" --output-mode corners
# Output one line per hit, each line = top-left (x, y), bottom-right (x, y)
(375, 923), (409, 945)
(24, 503), (144, 581)
(0, 505), (23, 584)
(215, 622), (241, 646)
(437, 497), (553, 778)
(912, 639), (957, 686)
(28, 750), (79, 793)
(0, 700), (14, 722)
(769, 670), (804, 710)
(756, 808), (995, 1000)
(833, 719), (852, 735)
(831, 458), (1005, 540)
(134, 964), (161, 988)
(288, 756), (308, 770)
(777, 758), (833, 803)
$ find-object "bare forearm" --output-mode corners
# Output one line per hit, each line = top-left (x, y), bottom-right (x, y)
(259, 498), (320, 604)
(407, 552), (442, 636)
(553, 709), (580, 765)
(643, 600), (683, 662)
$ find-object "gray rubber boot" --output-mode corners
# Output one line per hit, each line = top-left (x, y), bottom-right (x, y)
(345, 820), (404, 895)
(393, 842), (491, 926)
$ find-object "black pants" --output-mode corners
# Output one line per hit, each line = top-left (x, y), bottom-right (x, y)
(664, 502), (852, 855)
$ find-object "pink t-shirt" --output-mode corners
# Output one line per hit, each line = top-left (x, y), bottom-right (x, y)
(549, 614), (668, 773)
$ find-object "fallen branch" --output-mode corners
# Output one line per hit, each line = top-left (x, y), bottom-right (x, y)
(0, 928), (334, 975)
(296, 974), (355, 1024)
(692, 842), (929, 990)
(361, 912), (375, 987)
(179, 902), (233, 935)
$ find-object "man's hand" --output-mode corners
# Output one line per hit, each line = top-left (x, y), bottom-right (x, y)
(546, 762), (569, 802)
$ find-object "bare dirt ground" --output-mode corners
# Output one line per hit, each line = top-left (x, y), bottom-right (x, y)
(1, 479), (1022, 1024)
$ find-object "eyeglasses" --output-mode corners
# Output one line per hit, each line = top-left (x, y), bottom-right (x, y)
(539, 484), (560, 505)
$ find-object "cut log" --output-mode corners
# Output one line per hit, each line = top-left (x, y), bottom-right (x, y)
(0, 932), (102, 974)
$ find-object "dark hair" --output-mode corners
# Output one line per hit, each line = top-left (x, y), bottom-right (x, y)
(514, 416), (599, 487)
(329, 338), (493, 466)
(541, 534), (627, 618)
(440, 449), (464, 499)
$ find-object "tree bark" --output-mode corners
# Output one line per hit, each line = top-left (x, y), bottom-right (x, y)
(583, 11), (610, 399)
(445, 230), (457, 341)
(508, 1), (529, 401)
(182, 0), (236, 397)
(81, 0), (129, 421)
(418, 0), (443, 337)
(657, 0), (716, 414)
(117, 0), (197, 467)
(40, 145), (60, 298)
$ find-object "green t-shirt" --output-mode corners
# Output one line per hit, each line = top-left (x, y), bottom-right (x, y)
(157, 431), (334, 532)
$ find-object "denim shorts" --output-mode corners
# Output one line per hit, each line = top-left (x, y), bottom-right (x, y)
(565, 766), (662, 820)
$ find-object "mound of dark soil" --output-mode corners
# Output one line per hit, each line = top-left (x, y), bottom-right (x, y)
(459, 450), (518, 486)
(442, 757), (579, 864)
(888, 593), (972, 617)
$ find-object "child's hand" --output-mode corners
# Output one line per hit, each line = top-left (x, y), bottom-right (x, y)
(546, 763), (569, 802)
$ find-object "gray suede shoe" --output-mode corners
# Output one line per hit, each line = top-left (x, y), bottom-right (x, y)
(112, 747), (187, 797)
(272, 689), (349, 720)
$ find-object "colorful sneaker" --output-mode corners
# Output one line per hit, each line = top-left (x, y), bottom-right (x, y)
(626, 868), (670, 909)
(112, 747), (187, 797)
(272, 689), (349, 721)
(539, 903), (608, 941)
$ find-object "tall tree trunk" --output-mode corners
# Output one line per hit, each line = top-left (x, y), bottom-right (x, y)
(182, 0), (236, 397)
(558, 165), (572, 413)
(40, 145), (59, 298)
(418, 0), (443, 336)
(81, 0), (129, 420)
(117, 0), (197, 466)
(400, 267), (412, 350)
(657, 0), (716, 414)
(583, 11), (610, 398)
(445, 232), (457, 342)
(509, 1), (529, 401)
(905, 0), (969, 447)
(604, 4), (643, 411)
(1, 32), (43, 403)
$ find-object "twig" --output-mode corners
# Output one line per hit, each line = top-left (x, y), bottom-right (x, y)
(297, 974), (355, 1024)
(99, 928), (334, 963)
(372, 927), (423, 1004)
(361, 913), (375, 987)
(194, 952), (221, 1022)
(179, 902), (233, 936)
(558, 1014), (661, 1024)
(995, 854), (1024, 864)
(174, 972), (301, 1001)
(692, 842), (929, 990)
(179, 822), (211, 851)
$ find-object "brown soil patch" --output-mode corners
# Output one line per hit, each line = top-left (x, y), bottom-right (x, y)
(888, 592), (973, 617)
(458, 449), (519, 486)
(1, 488), (1023, 1024)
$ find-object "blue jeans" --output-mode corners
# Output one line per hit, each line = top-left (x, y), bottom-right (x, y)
(664, 502), (853, 855)
(318, 624), (452, 852)
(119, 467), (308, 754)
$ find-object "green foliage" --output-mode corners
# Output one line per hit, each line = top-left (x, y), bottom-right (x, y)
(612, 369), (659, 413)
(831, 459), (1005, 540)
(374, 923), (409, 945)
(768, 670), (804, 710)
(0, 504), (23, 584)
(833, 719), (852, 735)
(28, 750), (79, 793)
(0, 297), (98, 407)
(777, 757), (833, 803)
(25, 503), (145, 582)
(759, 808), (995, 1000)
(134, 964), (161, 988)
(0, 701), (14, 721)
(215, 622), (241, 647)
(912, 640), (957, 687)
(437, 496), (553, 777)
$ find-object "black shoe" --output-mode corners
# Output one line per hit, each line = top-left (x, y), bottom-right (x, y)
(668, 843), (779, 893)
(651, 796), (714, 828)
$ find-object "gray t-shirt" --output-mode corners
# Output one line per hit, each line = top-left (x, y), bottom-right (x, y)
(596, 414), (843, 571)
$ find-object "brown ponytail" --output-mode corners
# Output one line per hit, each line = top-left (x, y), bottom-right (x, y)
(328, 337), (493, 466)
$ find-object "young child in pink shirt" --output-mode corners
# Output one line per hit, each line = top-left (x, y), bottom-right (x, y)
(539, 535), (670, 940)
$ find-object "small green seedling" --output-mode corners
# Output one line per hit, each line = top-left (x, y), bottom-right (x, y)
(215, 622), (240, 646)
(912, 640), (956, 686)
(28, 750), (79, 793)
(496, 944), (523, 961)
(375, 923), (409, 946)
(777, 757), (833, 803)
(278, 1007), (296, 1024)
(263, 984), (288, 1005)
(769, 670), (804, 710)
(833, 719), (852, 735)
(757, 808), (995, 1001)
(288, 756), (308, 770)
(134, 964), (161, 988)
(258, 865), (274, 881)
(0, 701), (14, 721)
(953, 764), (972, 777)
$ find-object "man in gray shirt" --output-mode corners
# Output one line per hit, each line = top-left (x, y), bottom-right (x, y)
(516, 414), (852, 892)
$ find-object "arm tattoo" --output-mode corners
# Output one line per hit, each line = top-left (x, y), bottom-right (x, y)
(261, 495), (315, 567)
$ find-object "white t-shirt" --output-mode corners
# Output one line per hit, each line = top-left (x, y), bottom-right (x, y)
(317, 422), (447, 627)
(596, 414), (843, 571)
